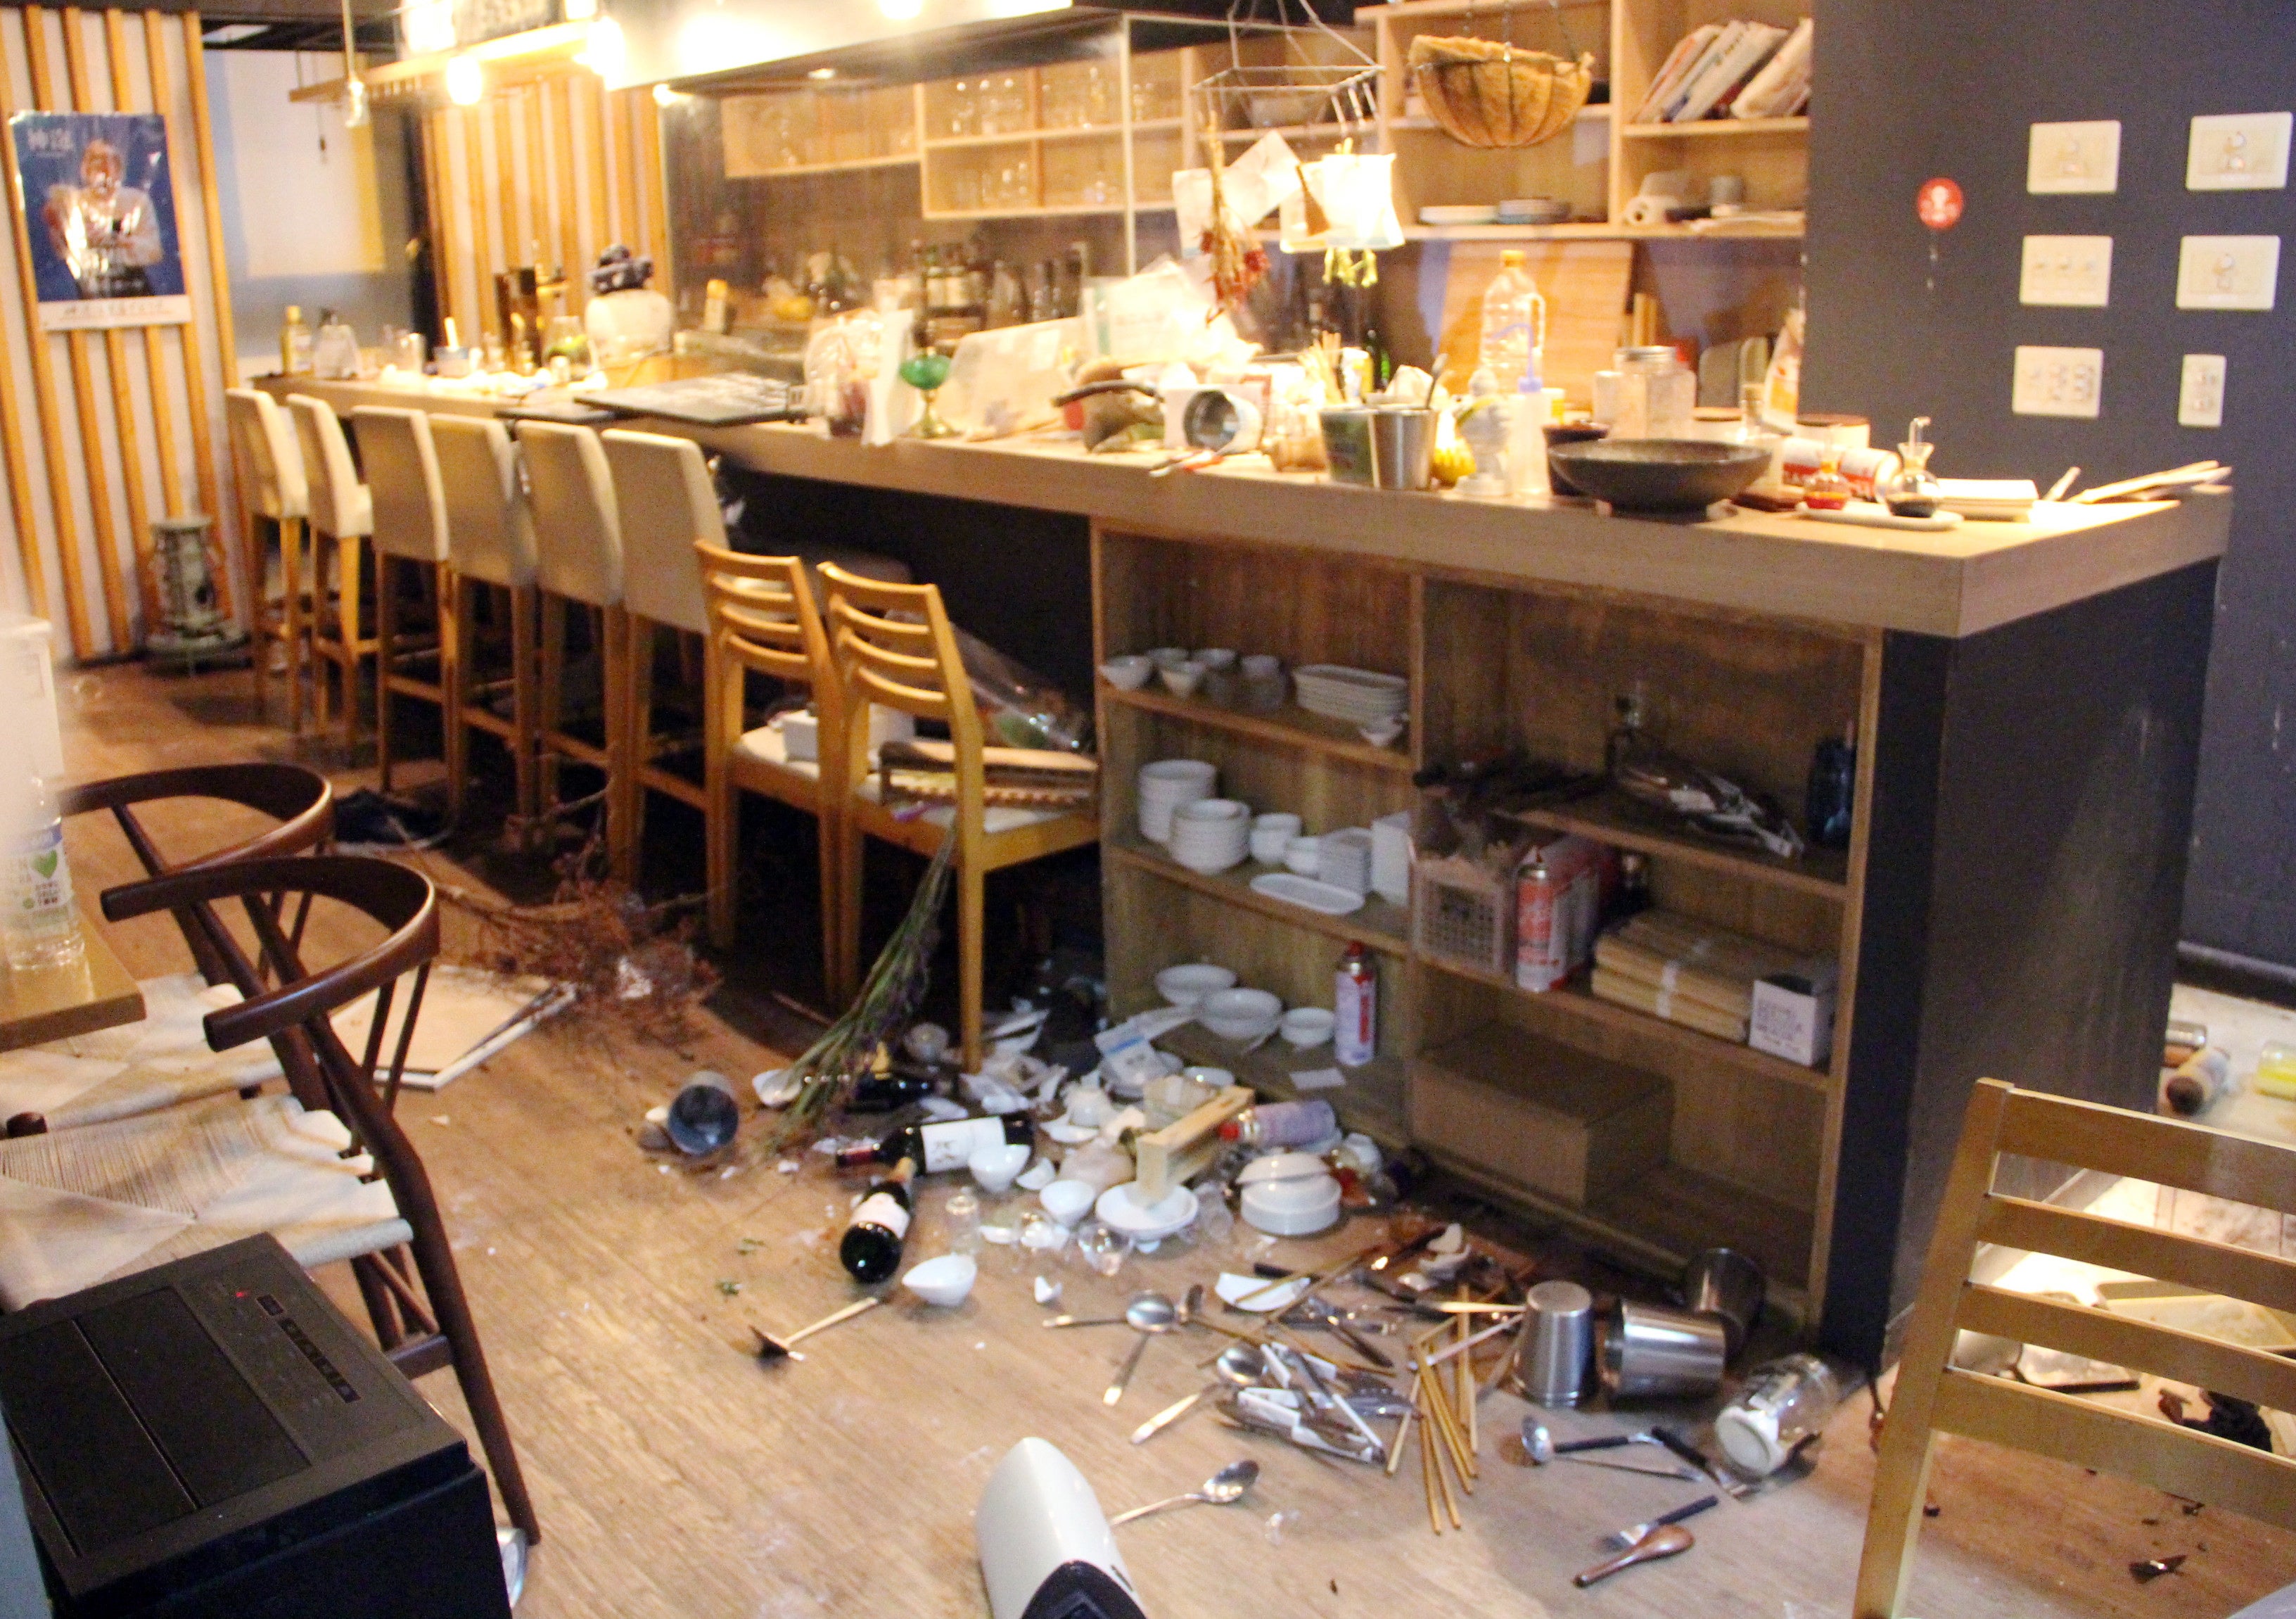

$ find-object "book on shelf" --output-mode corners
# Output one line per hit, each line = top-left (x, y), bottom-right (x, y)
(1730, 16), (1813, 119)
(1676, 21), (1787, 123)
(1634, 15), (1811, 124)
(1657, 21), (1745, 121)
(1631, 22), (1722, 123)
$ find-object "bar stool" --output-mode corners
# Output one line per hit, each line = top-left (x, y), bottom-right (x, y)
(350, 407), (459, 815)
(224, 388), (310, 730)
(514, 421), (629, 869)
(431, 416), (540, 832)
(599, 431), (713, 877)
(286, 395), (376, 754)
(820, 564), (1099, 1067)
(694, 542), (846, 989)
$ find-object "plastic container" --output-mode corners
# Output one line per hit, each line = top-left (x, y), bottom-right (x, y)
(2, 772), (82, 972)
(1609, 345), (1695, 439)
(1714, 1352), (1849, 1476)
(1477, 250), (1548, 395)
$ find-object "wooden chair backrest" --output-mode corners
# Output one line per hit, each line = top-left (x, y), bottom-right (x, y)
(1856, 1077), (2296, 1618)
(696, 542), (842, 779)
(817, 563), (985, 813)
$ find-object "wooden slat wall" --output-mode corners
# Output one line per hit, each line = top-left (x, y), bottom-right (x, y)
(419, 68), (667, 349)
(0, 7), (237, 661)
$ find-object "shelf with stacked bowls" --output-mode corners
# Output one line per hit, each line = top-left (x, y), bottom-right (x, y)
(1099, 653), (1415, 773)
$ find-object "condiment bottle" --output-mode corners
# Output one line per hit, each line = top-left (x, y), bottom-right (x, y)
(1802, 445), (1852, 511)
(1880, 416), (1943, 517)
(279, 305), (314, 375)
(1219, 1098), (1339, 1147)
(840, 1157), (918, 1283)
(1334, 941), (1377, 1067)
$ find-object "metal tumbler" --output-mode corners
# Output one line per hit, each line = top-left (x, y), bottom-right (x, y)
(1602, 1300), (1728, 1400)
(1680, 1247), (1766, 1359)
(1519, 1280), (1595, 1407)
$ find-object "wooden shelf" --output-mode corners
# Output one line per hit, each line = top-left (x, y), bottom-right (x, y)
(1509, 785), (1849, 901)
(1377, 0), (1607, 17)
(1109, 832), (1412, 955)
(1621, 116), (1809, 140)
(1103, 682), (1415, 774)
(924, 204), (1170, 221)
(924, 118), (1180, 151)
(1389, 103), (1609, 132)
(1159, 1020), (1408, 1147)
(739, 153), (919, 179)
(1262, 219), (1805, 244)
(1420, 954), (1834, 1093)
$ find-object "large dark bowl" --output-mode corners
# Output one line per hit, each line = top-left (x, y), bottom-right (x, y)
(1546, 438), (1772, 513)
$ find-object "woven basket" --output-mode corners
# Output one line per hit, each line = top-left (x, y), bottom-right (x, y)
(1408, 34), (1595, 149)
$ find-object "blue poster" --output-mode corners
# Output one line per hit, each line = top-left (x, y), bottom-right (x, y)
(8, 110), (190, 330)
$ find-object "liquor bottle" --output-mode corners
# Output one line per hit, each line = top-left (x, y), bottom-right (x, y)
(839, 1157), (917, 1283)
(843, 1069), (938, 1113)
(279, 305), (314, 375)
(1610, 850), (1653, 922)
(834, 1113), (1032, 1174)
(1805, 723), (1856, 850)
(2, 771), (83, 972)
(1334, 941), (1377, 1067)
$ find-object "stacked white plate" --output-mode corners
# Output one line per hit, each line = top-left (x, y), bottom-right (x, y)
(1294, 664), (1409, 727)
(1168, 798), (1251, 874)
(1137, 759), (1216, 843)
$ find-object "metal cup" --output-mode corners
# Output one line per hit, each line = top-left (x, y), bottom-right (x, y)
(1370, 407), (1434, 490)
(1519, 1280), (1595, 1407)
(1602, 1301), (1727, 1400)
(665, 1070), (741, 1155)
(1680, 1247), (1766, 1359)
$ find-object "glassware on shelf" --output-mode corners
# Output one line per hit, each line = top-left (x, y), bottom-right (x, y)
(1083, 62), (1116, 127)
(900, 349), (957, 438)
(948, 79), (979, 138)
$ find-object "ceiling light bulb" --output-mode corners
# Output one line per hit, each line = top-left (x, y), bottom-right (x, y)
(651, 82), (680, 107)
(445, 53), (483, 105)
(806, 66), (836, 80)
(880, 0), (922, 18)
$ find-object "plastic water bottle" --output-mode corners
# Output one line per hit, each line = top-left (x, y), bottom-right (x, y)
(4, 773), (84, 971)
(1477, 250), (1548, 396)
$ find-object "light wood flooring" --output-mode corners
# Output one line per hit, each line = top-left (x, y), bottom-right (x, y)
(49, 659), (2296, 1618)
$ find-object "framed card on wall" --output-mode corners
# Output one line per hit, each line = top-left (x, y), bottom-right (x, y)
(8, 110), (191, 331)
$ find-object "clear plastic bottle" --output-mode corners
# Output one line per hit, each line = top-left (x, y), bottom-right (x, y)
(1477, 250), (1548, 397)
(4, 773), (82, 972)
(1714, 1352), (1850, 1476)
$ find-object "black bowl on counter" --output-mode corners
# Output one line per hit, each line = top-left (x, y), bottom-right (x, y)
(1546, 438), (1772, 513)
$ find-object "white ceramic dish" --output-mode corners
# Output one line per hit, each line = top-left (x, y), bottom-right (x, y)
(902, 1253), (978, 1307)
(1040, 1179), (1097, 1226)
(1214, 1270), (1313, 1312)
(1156, 962), (1238, 1006)
(1147, 646), (1190, 668)
(1249, 872), (1365, 917)
(1358, 718), (1405, 747)
(1159, 661), (1207, 697)
(1194, 647), (1237, 670)
(1042, 1119), (1097, 1145)
(1280, 1007), (1337, 1047)
(1199, 986), (1283, 1042)
(1420, 203), (1500, 225)
(1242, 1174), (1341, 1236)
(969, 1142), (1031, 1193)
(1095, 1181), (1201, 1242)
(1099, 656), (1153, 690)
(1282, 835), (1322, 875)
(1241, 653), (1282, 678)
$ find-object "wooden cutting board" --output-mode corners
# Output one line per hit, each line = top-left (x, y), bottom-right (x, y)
(1432, 239), (1634, 407)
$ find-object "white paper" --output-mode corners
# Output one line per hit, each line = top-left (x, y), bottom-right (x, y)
(1291, 1067), (1347, 1091)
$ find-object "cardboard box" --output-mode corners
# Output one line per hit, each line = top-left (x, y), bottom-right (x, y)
(1749, 969), (1837, 1068)
(1408, 1023), (1671, 1207)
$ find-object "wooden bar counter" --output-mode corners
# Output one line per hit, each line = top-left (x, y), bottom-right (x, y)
(266, 375), (2231, 1366)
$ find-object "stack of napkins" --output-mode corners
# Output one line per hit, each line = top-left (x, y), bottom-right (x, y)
(1937, 478), (2039, 521)
(1591, 910), (1822, 1046)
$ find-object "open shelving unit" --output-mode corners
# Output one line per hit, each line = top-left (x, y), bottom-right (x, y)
(1094, 523), (1875, 1327)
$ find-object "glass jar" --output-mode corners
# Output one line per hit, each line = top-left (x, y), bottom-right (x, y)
(1715, 1353), (1850, 1476)
(1610, 345), (1695, 438)
(1880, 415), (1943, 517)
(1804, 445), (1853, 510)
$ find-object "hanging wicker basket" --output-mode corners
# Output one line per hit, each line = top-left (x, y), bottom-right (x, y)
(1408, 34), (1595, 149)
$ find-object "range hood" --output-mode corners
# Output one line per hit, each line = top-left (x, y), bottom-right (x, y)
(599, 0), (1352, 94)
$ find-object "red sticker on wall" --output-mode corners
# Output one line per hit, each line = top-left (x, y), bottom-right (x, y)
(1916, 177), (1964, 231)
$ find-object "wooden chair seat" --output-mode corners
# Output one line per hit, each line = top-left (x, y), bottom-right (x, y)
(0, 972), (283, 1133)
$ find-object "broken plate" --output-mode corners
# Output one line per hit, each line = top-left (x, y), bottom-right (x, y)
(1215, 1271), (1312, 1313)
(1095, 1181), (1201, 1243)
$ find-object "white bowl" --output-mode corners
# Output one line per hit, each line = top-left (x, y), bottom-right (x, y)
(1147, 646), (1190, 669)
(1240, 1171), (1341, 1236)
(1199, 986), (1284, 1042)
(1249, 813), (1303, 863)
(1283, 835), (1322, 876)
(1194, 647), (1238, 671)
(969, 1141), (1032, 1193)
(1099, 656), (1153, 690)
(1160, 660), (1207, 697)
(1040, 1179), (1097, 1226)
(1280, 1008), (1336, 1048)
(902, 1252), (978, 1307)
(1358, 718), (1405, 747)
(1156, 963), (1237, 1007)
(1241, 654), (1282, 678)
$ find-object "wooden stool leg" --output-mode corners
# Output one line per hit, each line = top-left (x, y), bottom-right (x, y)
(837, 819), (866, 1010)
(537, 592), (566, 819)
(609, 609), (644, 884)
(705, 641), (737, 951)
(510, 585), (538, 827)
(340, 534), (365, 754)
(957, 859), (986, 1071)
(246, 509), (270, 721)
(440, 567), (465, 823)
(376, 557), (398, 793)
(815, 805), (841, 998)
(283, 516), (307, 734)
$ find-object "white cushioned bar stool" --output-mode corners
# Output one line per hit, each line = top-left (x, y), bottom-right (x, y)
(350, 407), (461, 815)
(431, 416), (540, 834)
(514, 421), (630, 869)
(286, 395), (376, 753)
(224, 388), (312, 731)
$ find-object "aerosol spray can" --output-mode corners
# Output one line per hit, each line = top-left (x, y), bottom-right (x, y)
(1335, 941), (1377, 1067)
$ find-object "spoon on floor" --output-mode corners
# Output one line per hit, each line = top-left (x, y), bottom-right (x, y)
(1602, 1495), (1719, 1550)
(1107, 1459), (1260, 1527)
(1130, 1342), (1267, 1444)
(1573, 1523), (1693, 1587)
(1104, 1292), (1179, 1405)
(751, 1296), (881, 1362)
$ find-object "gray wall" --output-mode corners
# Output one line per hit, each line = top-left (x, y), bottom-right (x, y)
(1803, 1), (2296, 967)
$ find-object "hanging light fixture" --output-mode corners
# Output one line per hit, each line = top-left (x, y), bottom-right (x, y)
(446, 52), (483, 104)
(338, 0), (366, 126)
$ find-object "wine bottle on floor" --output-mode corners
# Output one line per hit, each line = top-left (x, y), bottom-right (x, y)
(840, 1157), (919, 1284)
(835, 1115), (1033, 1175)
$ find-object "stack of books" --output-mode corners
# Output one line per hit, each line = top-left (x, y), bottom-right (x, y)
(1590, 910), (1824, 1046)
(1631, 16), (1813, 124)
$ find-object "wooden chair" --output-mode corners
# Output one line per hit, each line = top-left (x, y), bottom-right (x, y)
(696, 542), (845, 991)
(515, 422), (630, 869)
(60, 853), (538, 1542)
(1856, 1077), (2296, 1618)
(431, 416), (540, 833)
(601, 430), (714, 881)
(352, 407), (461, 816)
(223, 388), (310, 731)
(286, 395), (376, 754)
(819, 563), (1098, 1067)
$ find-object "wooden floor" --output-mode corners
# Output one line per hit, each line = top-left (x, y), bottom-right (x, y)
(51, 659), (2296, 1618)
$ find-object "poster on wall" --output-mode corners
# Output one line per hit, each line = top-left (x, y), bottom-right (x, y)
(8, 111), (190, 331)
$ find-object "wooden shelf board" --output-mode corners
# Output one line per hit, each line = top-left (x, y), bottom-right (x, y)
(924, 118), (1180, 151)
(1109, 832), (1412, 955)
(1420, 954), (1835, 1093)
(1378, 0), (1609, 17)
(1104, 682), (1415, 774)
(924, 204), (1171, 220)
(1212, 122), (1357, 142)
(1428, 1145), (1813, 1295)
(1261, 219), (1804, 244)
(739, 153), (919, 179)
(1159, 1020), (1409, 1148)
(1621, 116), (1809, 140)
(1509, 785), (1849, 900)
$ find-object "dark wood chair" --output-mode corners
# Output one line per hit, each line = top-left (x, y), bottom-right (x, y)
(80, 853), (541, 1543)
